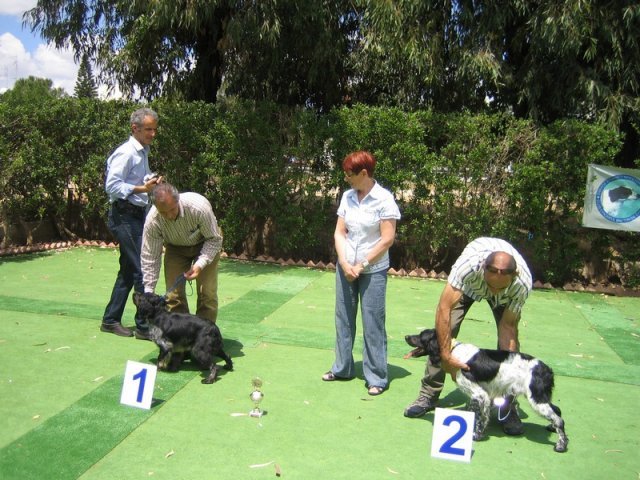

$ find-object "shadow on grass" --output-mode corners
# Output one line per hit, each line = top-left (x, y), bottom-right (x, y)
(142, 338), (245, 384)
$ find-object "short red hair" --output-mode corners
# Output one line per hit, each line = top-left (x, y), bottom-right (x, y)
(342, 151), (376, 177)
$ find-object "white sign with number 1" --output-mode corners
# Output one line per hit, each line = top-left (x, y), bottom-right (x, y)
(431, 408), (475, 463)
(120, 360), (157, 410)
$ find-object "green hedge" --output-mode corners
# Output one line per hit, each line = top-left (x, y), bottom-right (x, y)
(0, 98), (637, 286)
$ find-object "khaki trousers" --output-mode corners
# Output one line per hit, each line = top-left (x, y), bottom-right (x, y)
(163, 243), (220, 323)
(419, 294), (507, 400)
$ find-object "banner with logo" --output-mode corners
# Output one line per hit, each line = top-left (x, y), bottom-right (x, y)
(582, 164), (640, 232)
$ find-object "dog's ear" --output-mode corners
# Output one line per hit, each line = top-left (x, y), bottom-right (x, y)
(150, 294), (167, 309)
(424, 329), (442, 365)
(132, 292), (142, 306)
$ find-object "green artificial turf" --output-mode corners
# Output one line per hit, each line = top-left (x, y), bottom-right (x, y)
(1, 248), (639, 479)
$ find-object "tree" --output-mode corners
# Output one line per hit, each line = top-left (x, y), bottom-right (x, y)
(24, 0), (355, 109)
(0, 76), (66, 105)
(353, 0), (639, 164)
(74, 54), (98, 98)
(222, 1), (358, 111)
(22, 0), (640, 164)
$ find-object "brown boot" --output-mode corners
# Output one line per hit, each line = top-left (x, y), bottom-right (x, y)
(100, 322), (133, 337)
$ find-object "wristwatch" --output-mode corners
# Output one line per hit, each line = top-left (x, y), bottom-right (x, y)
(361, 259), (369, 269)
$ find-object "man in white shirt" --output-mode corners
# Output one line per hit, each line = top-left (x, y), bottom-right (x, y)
(141, 183), (223, 323)
(404, 237), (533, 436)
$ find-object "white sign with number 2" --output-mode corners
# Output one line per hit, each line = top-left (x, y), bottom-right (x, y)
(431, 408), (475, 463)
(120, 360), (157, 410)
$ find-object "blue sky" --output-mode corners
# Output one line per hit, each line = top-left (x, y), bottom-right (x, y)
(0, 1), (81, 95)
(0, 7), (40, 51)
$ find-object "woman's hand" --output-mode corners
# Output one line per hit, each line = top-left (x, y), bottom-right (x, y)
(342, 261), (360, 282)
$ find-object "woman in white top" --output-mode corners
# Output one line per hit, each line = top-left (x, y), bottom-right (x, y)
(321, 151), (401, 395)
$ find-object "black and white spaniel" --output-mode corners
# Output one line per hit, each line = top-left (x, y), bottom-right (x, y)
(133, 292), (233, 384)
(405, 328), (568, 452)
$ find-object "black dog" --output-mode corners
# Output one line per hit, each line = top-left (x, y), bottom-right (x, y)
(133, 292), (233, 384)
(603, 185), (640, 217)
(405, 328), (568, 452)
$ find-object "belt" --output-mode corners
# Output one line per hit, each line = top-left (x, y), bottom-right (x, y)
(113, 199), (146, 214)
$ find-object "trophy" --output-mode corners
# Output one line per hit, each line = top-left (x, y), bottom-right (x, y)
(249, 377), (265, 417)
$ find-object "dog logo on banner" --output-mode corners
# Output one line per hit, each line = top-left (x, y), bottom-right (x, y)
(583, 164), (640, 232)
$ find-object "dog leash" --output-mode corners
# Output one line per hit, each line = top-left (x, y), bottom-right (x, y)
(163, 273), (188, 299)
(496, 397), (515, 422)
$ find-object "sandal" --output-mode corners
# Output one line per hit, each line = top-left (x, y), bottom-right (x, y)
(368, 386), (385, 396)
(322, 371), (337, 381)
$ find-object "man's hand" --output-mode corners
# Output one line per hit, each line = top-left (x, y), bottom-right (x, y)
(184, 265), (201, 280)
(143, 175), (163, 192)
(441, 354), (469, 383)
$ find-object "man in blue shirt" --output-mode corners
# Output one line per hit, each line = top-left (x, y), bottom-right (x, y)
(101, 108), (162, 339)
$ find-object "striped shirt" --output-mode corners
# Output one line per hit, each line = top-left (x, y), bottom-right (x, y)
(141, 192), (223, 292)
(448, 237), (532, 314)
(337, 181), (401, 273)
(104, 136), (152, 207)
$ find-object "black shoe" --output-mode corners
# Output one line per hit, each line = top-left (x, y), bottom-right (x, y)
(404, 396), (438, 418)
(100, 323), (133, 337)
(500, 405), (524, 435)
(134, 329), (151, 341)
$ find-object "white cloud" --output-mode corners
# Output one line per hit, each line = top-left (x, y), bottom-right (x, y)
(0, 32), (77, 94)
(0, 2), (38, 17)
(0, 3), (123, 99)
(32, 43), (78, 91)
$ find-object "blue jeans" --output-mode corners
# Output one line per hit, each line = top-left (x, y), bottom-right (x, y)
(102, 203), (146, 329)
(332, 265), (389, 388)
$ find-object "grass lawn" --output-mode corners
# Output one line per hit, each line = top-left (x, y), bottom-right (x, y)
(0, 247), (638, 479)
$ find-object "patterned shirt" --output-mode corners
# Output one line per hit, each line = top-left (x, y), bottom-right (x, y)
(448, 237), (532, 313)
(104, 136), (151, 207)
(337, 181), (401, 273)
(141, 192), (223, 292)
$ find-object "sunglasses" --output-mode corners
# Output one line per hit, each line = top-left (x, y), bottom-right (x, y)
(485, 265), (516, 275)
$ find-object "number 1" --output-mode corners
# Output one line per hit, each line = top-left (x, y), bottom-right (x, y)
(132, 368), (148, 403)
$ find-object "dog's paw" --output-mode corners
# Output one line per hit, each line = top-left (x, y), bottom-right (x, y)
(553, 442), (568, 453)
(202, 366), (220, 384)
(473, 432), (487, 441)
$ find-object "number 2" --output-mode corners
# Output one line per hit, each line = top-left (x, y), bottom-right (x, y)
(439, 415), (467, 456)
(132, 368), (148, 403)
